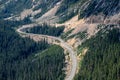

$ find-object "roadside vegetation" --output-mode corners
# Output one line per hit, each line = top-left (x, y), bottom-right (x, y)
(26, 23), (64, 36)
(34, 45), (65, 80)
(61, 29), (74, 40)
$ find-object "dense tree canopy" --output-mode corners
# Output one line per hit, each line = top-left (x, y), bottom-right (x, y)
(0, 20), (65, 80)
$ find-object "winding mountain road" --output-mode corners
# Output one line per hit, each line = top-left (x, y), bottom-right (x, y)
(16, 24), (77, 80)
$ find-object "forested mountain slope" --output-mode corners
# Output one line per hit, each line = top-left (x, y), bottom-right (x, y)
(0, 20), (65, 80)
(74, 25), (120, 80)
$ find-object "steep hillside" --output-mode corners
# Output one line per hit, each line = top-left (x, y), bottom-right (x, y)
(54, 0), (120, 23)
(79, 0), (120, 18)
(74, 25), (120, 80)
(0, 0), (60, 20)
(0, 0), (33, 18)
(55, 0), (82, 23)
(1, 0), (119, 23)
(55, 0), (120, 48)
